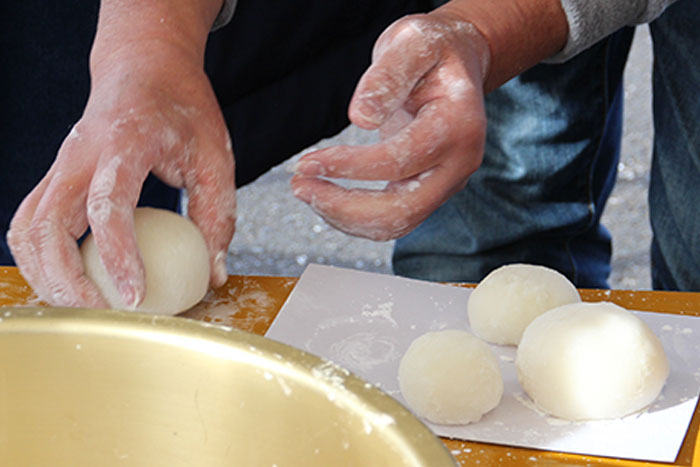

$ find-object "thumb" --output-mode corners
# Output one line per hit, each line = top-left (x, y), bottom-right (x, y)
(349, 15), (440, 129)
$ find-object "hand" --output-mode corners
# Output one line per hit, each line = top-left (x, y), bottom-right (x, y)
(291, 11), (491, 241)
(7, 39), (235, 308)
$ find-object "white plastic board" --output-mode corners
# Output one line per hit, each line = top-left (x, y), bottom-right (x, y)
(266, 264), (700, 462)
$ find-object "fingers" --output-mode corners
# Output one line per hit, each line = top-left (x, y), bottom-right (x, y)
(179, 133), (236, 288)
(7, 174), (54, 292)
(303, 14), (485, 183)
(296, 63), (484, 183)
(292, 106), (485, 242)
(25, 217), (107, 307)
(290, 169), (452, 242)
(8, 131), (108, 307)
(87, 148), (150, 309)
(296, 101), (450, 181)
(291, 140), (481, 242)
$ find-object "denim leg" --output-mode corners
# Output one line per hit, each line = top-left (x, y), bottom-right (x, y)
(648, 0), (700, 291)
(393, 29), (635, 288)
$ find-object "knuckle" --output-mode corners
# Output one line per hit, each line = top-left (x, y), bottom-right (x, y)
(5, 226), (20, 250)
(57, 122), (88, 155)
(374, 67), (405, 95)
(379, 14), (443, 58)
(86, 193), (110, 222)
(5, 228), (32, 265)
(26, 218), (57, 251)
(385, 14), (430, 44)
(371, 216), (417, 241)
(109, 113), (148, 138)
(86, 194), (122, 228)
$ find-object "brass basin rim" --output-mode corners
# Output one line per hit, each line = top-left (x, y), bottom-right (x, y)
(0, 306), (456, 466)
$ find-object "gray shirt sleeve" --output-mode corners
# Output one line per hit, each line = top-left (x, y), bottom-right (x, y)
(212, 0), (237, 30)
(211, 1), (675, 60)
(548, 0), (677, 62)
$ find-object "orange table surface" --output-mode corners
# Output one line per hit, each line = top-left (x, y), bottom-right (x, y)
(2, 266), (700, 466)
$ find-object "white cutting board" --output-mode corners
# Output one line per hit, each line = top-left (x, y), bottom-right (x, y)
(265, 264), (700, 462)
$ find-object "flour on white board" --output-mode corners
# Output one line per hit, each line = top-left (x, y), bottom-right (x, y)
(266, 264), (700, 463)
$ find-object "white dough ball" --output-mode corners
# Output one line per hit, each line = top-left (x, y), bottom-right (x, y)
(516, 301), (669, 421)
(467, 263), (581, 345)
(81, 207), (210, 315)
(398, 330), (503, 425)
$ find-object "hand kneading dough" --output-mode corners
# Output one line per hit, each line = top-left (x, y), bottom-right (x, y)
(516, 301), (669, 421)
(467, 264), (581, 345)
(81, 207), (210, 315)
(398, 330), (503, 425)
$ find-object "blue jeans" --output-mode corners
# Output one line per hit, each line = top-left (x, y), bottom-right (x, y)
(394, 0), (700, 291)
(648, 0), (700, 290)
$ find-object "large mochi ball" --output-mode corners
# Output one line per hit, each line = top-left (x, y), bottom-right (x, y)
(81, 207), (210, 315)
(398, 330), (503, 425)
(516, 301), (669, 421)
(467, 263), (581, 345)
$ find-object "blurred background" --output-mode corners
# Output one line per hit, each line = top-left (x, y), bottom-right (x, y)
(225, 27), (655, 290)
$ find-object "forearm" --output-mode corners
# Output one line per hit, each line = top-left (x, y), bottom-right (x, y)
(90, 0), (223, 73)
(435, 0), (569, 92)
(436, 0), (677, 85)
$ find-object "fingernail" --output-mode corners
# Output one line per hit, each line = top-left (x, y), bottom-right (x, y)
(294, 160), (325, 176)
(213, 250), (227, 285)
(351, 99), (385, 128)
(292, 184), (311, 203)
(120, 281), (142, 310)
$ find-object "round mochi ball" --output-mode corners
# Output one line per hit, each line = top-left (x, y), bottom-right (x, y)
(467, 263), (581, 345)
(81, 207), (211, 315)
(398, 330), (503, 425)
(516, 301), (669, 421)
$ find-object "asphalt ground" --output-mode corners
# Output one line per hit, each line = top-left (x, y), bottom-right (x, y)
(225, 27), (654, 290)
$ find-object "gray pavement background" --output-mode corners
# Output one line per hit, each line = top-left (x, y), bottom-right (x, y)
(226, 27), (654, 290)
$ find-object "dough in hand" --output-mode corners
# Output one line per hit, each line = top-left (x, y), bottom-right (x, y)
(398, 330), (503, 425)
(467, 263), (581, 345)
(516, 301), (669, 421)
(81, 207), (211, 315)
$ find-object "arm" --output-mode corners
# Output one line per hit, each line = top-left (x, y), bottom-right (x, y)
(90, 0), (221, 66)
(292, 0), (676, 242)
(436, 0), (568, 91)
(291, 0), (568, 241)
(8, 0), (236, 308)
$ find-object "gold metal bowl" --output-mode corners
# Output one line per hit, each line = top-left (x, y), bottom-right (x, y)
(0, 307), (455, 466)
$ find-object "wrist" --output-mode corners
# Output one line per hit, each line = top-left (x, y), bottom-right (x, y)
(428, 11), (492, 87)
(89, 0), (221, 75)
(435, 0), (568, 92)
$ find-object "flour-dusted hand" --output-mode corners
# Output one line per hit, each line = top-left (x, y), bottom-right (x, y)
(291, 0), (570, 241)
(6, 0), (235, 308)
(291, 11), (491, 241)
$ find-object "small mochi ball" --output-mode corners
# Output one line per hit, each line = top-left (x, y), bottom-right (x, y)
(398, 330), (503, 425)
(467, 263), (581, 345)
(516, 301), (669, 421)
(81, 207), (210, 315)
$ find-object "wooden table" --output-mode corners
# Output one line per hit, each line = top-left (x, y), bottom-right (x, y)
(2, 266), (700, 466)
